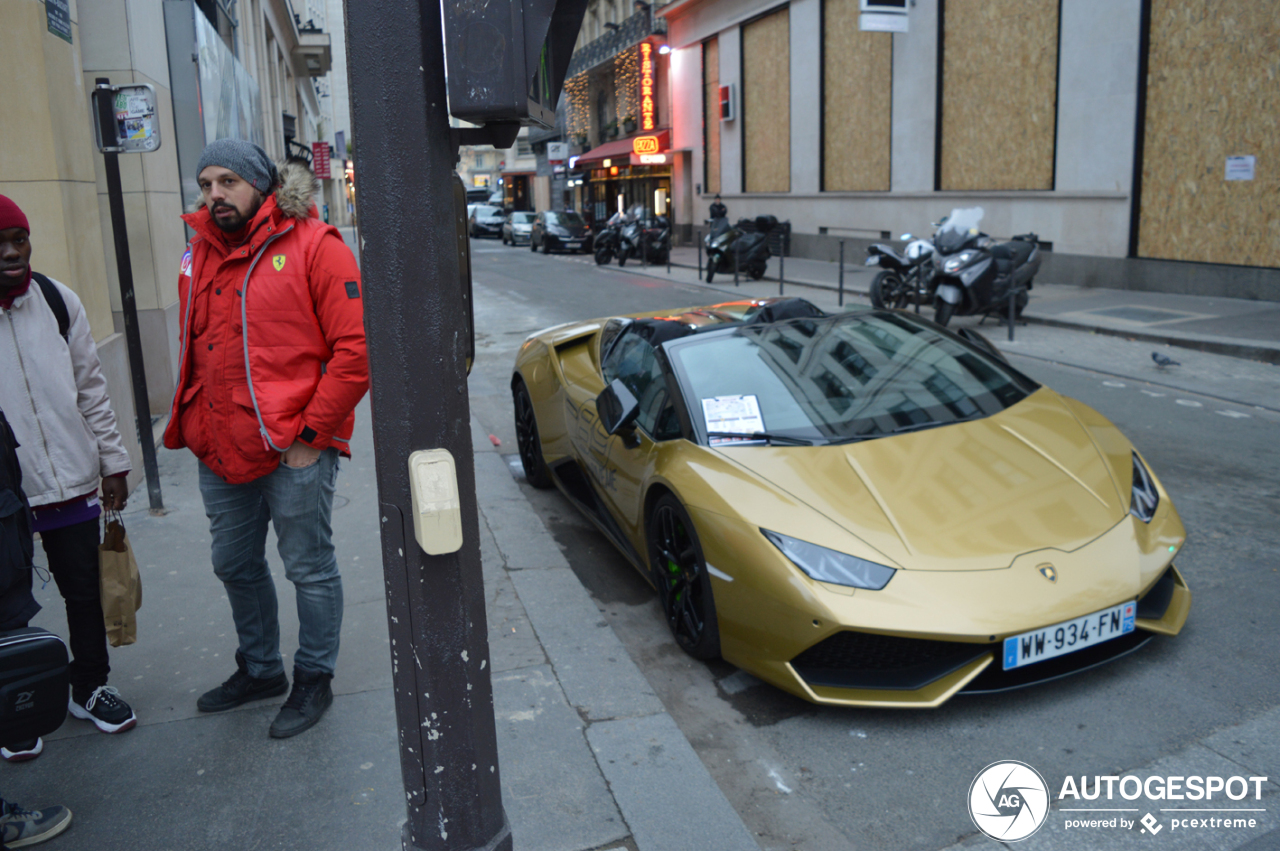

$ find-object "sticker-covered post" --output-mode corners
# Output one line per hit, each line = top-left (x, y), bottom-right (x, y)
(90, 77), (164, 514)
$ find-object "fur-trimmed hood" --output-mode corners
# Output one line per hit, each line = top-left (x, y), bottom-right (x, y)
(274, 159), (321, 218)
(186, 158), (320, 218)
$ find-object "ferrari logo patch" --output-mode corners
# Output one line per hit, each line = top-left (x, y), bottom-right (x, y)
(272, 255), (287, 272)
(1038, 564), (1058, 583)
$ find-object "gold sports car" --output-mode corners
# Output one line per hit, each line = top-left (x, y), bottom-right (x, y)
(511, 298), (1190, 707)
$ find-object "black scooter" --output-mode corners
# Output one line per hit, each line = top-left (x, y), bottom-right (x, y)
(593, 218), (622, 265)
(931, 230), (1041, 326)
(704, 215), (772, 282)
(638, 215), (670, 265)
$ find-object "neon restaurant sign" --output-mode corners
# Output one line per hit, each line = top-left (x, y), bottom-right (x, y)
(639, 42), (656, 131)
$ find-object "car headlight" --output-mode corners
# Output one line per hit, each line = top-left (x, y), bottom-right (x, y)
(1130, 452), (1159, 523)
(762, 530), (896, 590)
(942, 251), (976, 273)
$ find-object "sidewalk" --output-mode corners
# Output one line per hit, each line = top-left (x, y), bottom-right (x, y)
(15, 401), (761, 851)
(644, 246), (1280, 365)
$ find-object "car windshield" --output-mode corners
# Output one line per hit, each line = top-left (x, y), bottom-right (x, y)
(510, 212), (535, 224)
(546, 211), (583, 226)
(476, 206), (502, 218)
(666, 312), (1037, 446)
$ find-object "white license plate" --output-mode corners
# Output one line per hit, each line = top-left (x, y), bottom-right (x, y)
(1002, 601), (1136, 670)
(565, 241), (580, 248)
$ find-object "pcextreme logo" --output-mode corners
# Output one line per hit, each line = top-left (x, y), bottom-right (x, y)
(971, 761), (1271, 841)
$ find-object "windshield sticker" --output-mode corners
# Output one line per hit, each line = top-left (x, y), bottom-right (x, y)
(702, 395), (764, 444)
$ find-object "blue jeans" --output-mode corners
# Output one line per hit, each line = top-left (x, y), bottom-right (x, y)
(198, 450), (343, 678)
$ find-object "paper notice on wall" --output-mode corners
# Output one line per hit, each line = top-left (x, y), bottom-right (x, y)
(1225, 156), (1256, 181)
(702, 395), (764, 444)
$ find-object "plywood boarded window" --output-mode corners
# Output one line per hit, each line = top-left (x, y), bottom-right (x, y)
(1138, 1), (1280, 267)
(703, 38), (721, 196)
(743, 7), (790, 193)
(939, 0), (1058, 190)
(823, 0), (892, 191)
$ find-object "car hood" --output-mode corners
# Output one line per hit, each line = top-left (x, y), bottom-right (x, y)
(720, 388), (1128, 572)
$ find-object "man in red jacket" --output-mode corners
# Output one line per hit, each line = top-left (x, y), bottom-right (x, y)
(165, 139), (368, 738)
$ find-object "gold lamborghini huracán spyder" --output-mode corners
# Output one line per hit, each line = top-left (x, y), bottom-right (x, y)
(510, 298), (1190, 707)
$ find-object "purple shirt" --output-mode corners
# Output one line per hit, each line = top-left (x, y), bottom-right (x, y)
(32, 492), (101, 533)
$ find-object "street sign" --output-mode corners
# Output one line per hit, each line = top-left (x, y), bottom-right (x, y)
(46, 0), (72, 43)
(91, 84), (161, 154)
(313, 141), (331, 178)
(547, 142), (569, 165)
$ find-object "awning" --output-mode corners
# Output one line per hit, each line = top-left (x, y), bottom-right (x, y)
(575, 130), (670, 168)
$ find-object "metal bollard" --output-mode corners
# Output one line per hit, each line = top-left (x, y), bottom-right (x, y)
(838, 241), (845, 307)
(697, 237), (703, 281)
(779, 246), (785, 296)
(1008, 287), (1018, 342)
(734, 243), (740, 286)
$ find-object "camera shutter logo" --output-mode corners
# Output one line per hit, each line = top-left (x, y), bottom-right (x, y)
(968, 760), (1050, 842)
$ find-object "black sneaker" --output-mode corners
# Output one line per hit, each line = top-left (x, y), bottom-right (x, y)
(197, 655), (289, 713)
(0, 801), (72, 848)
(0, 738), (42, 763)
(68, 686), (136, 734)
(268, 668), (333, 739)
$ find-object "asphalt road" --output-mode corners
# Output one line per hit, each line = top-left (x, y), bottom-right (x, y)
(464, 240), (1280, 850)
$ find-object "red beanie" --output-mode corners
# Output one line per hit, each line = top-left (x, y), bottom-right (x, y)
(0, 195), (29, 234)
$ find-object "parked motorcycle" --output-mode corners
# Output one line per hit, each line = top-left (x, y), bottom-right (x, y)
(593, 213), (623, 265)
(638, 214), (671, 265)
(865, 233), (936, 309)
(704, 215), (772, 282)
(616, 208), (643, 267)
(929, 207), (1041, 327)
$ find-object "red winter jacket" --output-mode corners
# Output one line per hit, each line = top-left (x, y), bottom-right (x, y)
(163, 162), (368, 483)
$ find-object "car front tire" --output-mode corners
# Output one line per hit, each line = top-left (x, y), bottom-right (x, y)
(647, 494), (720, 660)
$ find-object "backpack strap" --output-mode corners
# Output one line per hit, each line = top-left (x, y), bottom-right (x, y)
(30, 273), (69, 343)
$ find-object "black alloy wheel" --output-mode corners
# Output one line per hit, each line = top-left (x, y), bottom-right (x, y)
(870, 270), (911, 309)
(512, 379), (554, 489)
(595, 248), (612, 265)
(749, 261), (767, 280)
(542, 238), (552, 254)
(647, 494), (720, 659)
(530, 236), (537, 252)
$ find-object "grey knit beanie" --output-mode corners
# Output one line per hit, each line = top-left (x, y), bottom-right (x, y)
(196, 139), (279, 193)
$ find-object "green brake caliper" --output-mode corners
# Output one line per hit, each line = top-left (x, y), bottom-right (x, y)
(667, 559), (682, 601)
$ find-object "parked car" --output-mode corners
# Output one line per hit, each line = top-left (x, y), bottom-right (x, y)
(512, 300), (1190, 707)
(531, 210), (592, 254)
(465, 187), (491, 204)
(502, 211), (536, 246)
(469, 204), (506, 239)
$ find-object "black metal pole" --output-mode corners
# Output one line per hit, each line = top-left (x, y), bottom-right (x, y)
(94, 78), (163, 515)
(697, 233), (702, 280)
(1008, 287), (1017, 342)
(345, 3), (509, 850)
(778, 240), (784, 296)
(838, 240), (845, 307)
(733, 240), (739, 286)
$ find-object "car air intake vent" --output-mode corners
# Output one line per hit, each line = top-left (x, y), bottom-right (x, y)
(791, 631), (989, 691)
(1136, 567), (1176, 621)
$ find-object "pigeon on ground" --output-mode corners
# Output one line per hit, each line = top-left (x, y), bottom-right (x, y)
(1152, 351), (1181, 368)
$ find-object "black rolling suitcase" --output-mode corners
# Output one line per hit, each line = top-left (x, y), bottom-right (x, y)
(0, 627), (69, 744)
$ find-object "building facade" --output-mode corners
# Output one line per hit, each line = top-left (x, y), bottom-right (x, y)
(660, 0), (1279, 298)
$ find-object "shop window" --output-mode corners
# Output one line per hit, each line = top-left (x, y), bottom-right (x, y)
(822, 0), (891, 191)
(702, 37), (721, 196)
(938, 0), (1058, 190)
(742, 7), (790, 193)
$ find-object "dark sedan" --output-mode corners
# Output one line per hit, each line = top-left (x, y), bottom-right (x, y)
(469, 205), (506, 239)
(531, 210), (592, 254)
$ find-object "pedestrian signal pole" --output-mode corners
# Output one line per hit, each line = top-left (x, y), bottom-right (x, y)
(346, 1), (587, 849)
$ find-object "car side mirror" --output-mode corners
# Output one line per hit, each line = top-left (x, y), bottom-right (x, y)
(597, 379), (640, 437)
